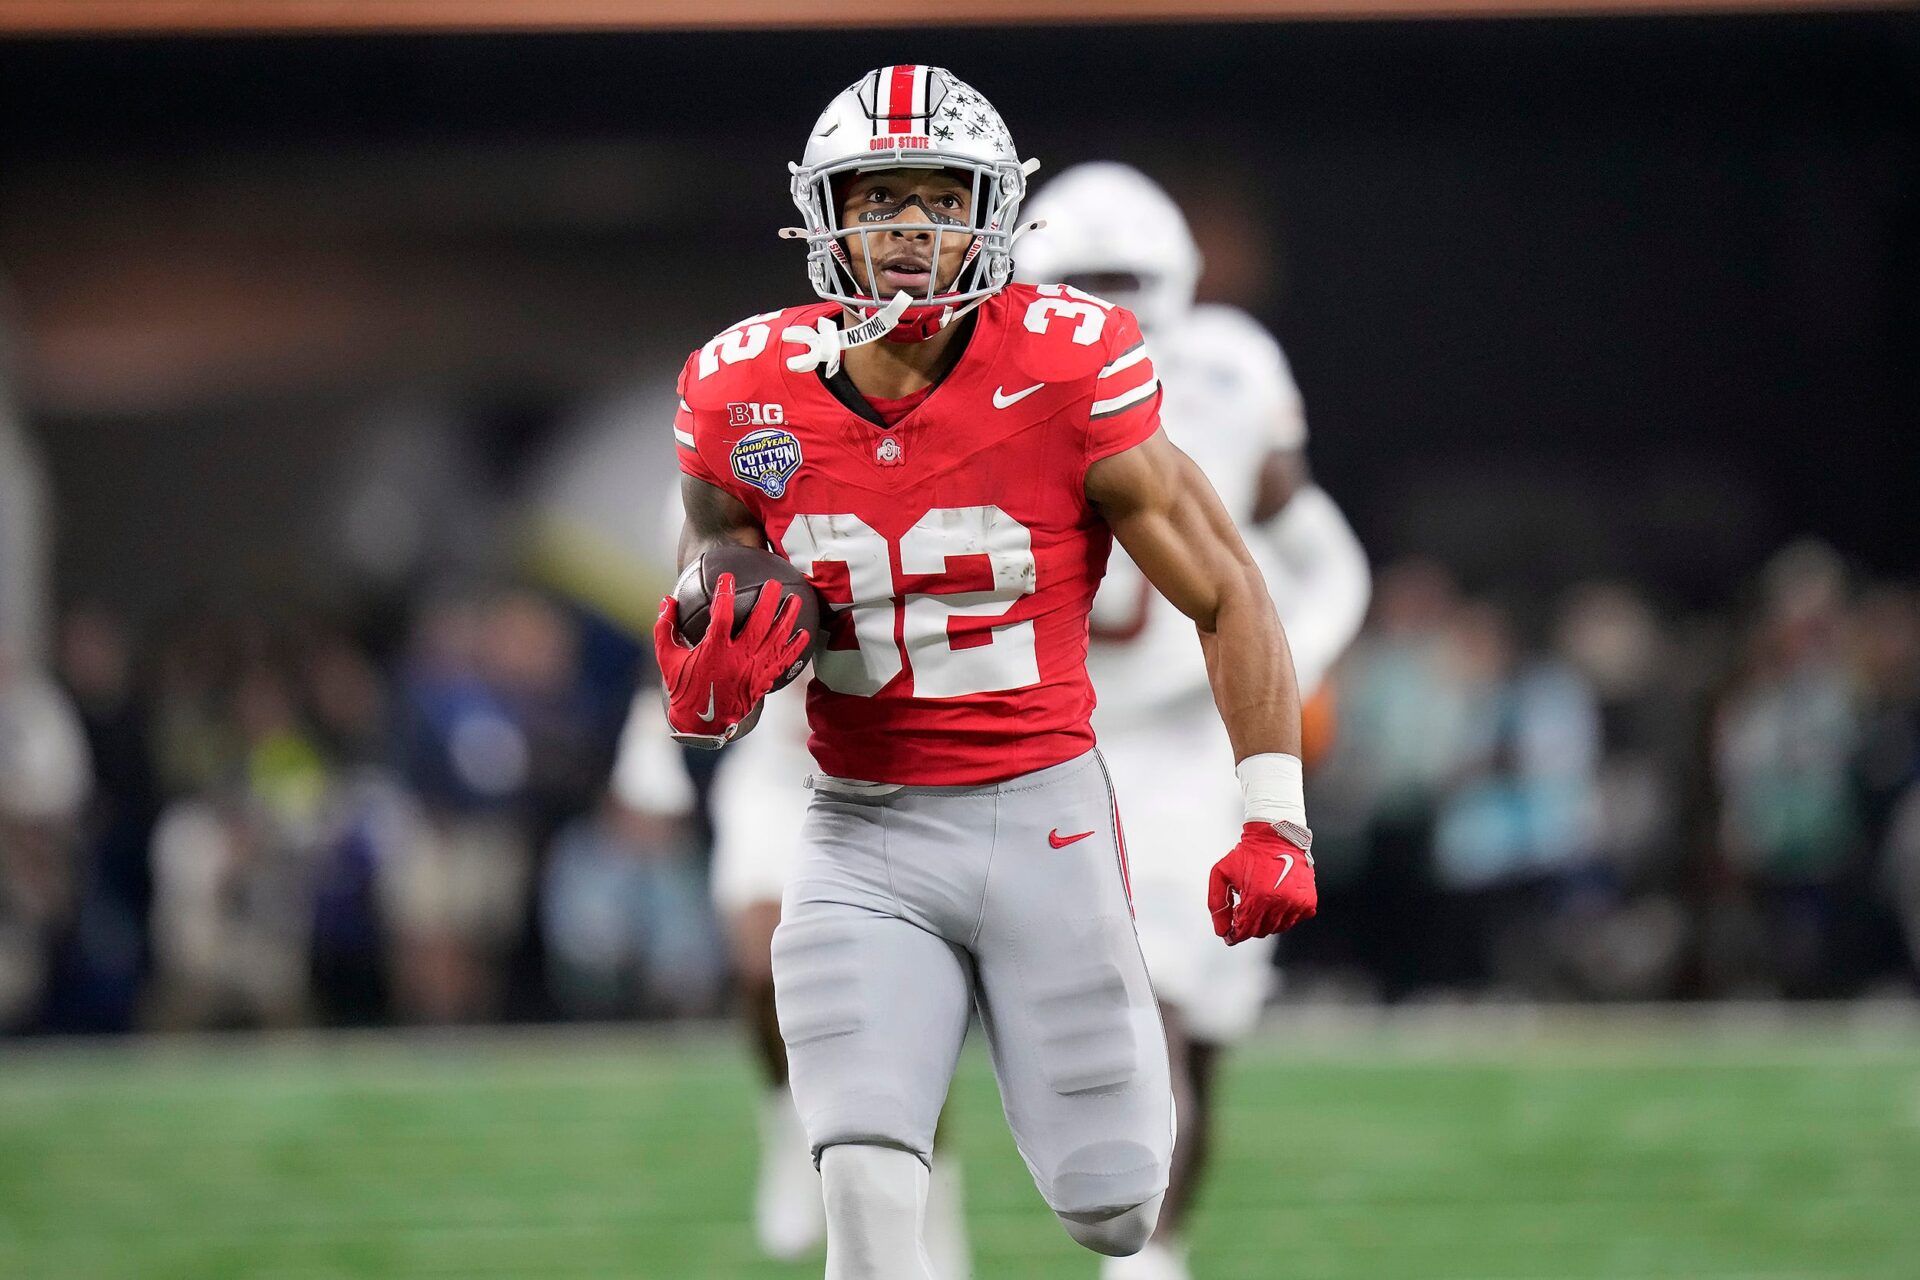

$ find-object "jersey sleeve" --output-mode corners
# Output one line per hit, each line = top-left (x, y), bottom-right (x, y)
(1086, 307), (1164, 465)
(671, 353), (728, 488)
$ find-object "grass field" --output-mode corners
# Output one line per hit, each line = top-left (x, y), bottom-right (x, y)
(2, 1010), (1918, 1279)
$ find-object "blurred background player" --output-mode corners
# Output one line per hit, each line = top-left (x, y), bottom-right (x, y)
(610, 640), (971, 1271)
(1019, 163), (1372, 1280)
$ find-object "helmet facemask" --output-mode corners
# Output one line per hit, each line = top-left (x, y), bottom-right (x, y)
(782, 66), (1041, 358)
(788, 154), (1028, 326)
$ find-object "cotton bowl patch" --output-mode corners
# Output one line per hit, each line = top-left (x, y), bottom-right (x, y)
(730, 428), (803, 499)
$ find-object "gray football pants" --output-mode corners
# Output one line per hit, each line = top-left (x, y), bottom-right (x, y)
(772, 749), (1174, 1222)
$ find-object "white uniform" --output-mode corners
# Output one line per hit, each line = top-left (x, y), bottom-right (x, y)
(612, 678), (812, 918)
(1089, 304), (1308, 1045)
(706, 684), (813, 916)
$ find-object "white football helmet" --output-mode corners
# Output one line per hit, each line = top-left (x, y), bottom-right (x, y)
(785, 65), (1039, 326)
(1016, 162), (1202, 334)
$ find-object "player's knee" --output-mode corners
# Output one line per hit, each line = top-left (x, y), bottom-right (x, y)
(1057, 1191), (1164, 1257)
(1049, 1139), (1168, 1216)
(1048, 1140), (1168, 1256)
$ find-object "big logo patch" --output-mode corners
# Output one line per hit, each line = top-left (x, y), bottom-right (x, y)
(730, 427), (803, 499)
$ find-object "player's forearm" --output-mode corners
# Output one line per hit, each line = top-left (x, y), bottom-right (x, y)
(1254, 485), (1371, 697)
(678, 476), (766, 569)
(1198, 563), (1303, 764)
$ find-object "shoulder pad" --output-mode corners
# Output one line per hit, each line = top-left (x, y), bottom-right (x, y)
(680, 303), (831, 408)
(1165, 304), (1297, 395)
(1169, 303), (1305, 447)
(1173, 304), (1285, 369)
(993, 283), (1144, 384)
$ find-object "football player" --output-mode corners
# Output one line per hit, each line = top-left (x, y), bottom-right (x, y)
(1019, 163), (1372, 1280)
(655, 67), (1316, 1278)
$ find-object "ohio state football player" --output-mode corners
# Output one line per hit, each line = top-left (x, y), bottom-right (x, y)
(1020, 161), (1371, 1280)
(655, 66), (1315, 1278)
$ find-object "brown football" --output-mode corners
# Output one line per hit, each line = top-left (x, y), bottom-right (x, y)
(672, 544), (829, 691)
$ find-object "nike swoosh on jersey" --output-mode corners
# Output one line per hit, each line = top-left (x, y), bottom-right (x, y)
(695, 685), (717, 722)
(1048, 828), (1094, 848)
(992, 383), (1044, 409)
(1273, 853), (1295, 887)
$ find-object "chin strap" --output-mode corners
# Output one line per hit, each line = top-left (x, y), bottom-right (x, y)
(881, 303), (957, 344)
(776, 213), (1049, 375)
(782, 291), (912, 376)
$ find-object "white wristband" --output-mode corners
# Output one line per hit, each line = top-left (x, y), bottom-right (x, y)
(1236, 753), (1306, 827)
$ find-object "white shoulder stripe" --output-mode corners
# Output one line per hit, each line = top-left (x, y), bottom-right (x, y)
(1098, 342), (1150, 380)
(1090, 377), (1159, 419)
(674, 427), (697, 448)
(678, 398), (692, 413)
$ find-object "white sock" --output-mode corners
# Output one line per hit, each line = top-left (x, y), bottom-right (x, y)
(923, 1155), (971, 1279)
(754, 1086), (823, 1259)
(1100, 1236), (1190, 1280)
(820, 1144), (937, 1280)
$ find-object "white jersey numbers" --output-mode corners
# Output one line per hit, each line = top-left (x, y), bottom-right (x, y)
(901, 506), (1040, 698)
(697, 311), (781, 379)
(780, 513), (901, 697)
(782, 505), (1040, 700)
(1022, 284), (1112, 346)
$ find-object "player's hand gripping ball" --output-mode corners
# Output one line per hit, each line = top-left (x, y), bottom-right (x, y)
(1208, 820), (1317, 945)
(654, 546), (826, 749)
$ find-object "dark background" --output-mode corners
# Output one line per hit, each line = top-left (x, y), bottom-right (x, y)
(4, 13), (1915, 620)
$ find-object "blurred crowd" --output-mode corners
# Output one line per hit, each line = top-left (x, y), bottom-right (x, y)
(1303, 543), (1920, 1002)
(2, 542), (1918, 1036)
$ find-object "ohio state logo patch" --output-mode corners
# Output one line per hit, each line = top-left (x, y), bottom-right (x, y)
(731, 427), (803, 499)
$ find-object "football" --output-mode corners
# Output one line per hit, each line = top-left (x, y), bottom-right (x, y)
(673, 543), (829, 691)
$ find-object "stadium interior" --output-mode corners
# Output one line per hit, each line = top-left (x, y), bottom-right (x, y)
(1, 6), (1916, 1278)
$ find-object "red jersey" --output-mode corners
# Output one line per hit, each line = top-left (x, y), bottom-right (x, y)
(674, 282), (1162, 785)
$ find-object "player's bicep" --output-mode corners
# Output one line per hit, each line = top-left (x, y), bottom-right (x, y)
(1086, 430), (1266, 632)
(678, 475), (764, 568)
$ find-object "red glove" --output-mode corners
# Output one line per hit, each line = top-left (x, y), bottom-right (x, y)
(653, 573), (811, 748)
(1209, 820), (1317, 945)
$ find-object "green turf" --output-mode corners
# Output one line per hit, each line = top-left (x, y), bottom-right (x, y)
(2, 1015), (1917, 1279)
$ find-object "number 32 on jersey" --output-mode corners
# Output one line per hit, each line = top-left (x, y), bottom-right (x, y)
(781, 505), (1038, 699)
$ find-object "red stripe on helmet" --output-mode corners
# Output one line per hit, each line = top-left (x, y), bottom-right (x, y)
(888, 64), (916, 133)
